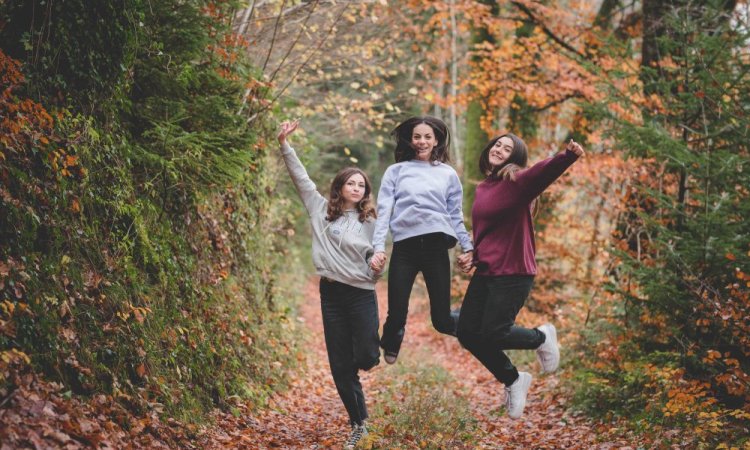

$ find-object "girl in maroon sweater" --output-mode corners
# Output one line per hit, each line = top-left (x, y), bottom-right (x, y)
(456, 133), (584, 419)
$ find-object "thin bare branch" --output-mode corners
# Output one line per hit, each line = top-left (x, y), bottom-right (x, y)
(268, 0), (320, 84)
(261, 0), (288, 74)
(247, 4), (350, 123)
(510, 1), (587, 59)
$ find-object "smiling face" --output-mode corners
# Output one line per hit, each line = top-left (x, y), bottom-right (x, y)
(340, 173), (366, 210)
(411, 123), (438, 161)
(488, 136), (514, 169)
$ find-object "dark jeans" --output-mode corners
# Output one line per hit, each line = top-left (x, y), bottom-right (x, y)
(456, 275), (545, 385)
(320, 279), (380, 426)
(380, 233), (456, 355)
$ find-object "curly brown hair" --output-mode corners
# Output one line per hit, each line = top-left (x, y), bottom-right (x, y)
(326, 167), (377, 223)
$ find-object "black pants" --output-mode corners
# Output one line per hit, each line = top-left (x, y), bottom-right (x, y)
(380, 233), (456, 356)
(456, 274), (545, 385)
(320, 279), (380, 426)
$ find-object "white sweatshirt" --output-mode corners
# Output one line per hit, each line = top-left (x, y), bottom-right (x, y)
(372, 160), (473, 253)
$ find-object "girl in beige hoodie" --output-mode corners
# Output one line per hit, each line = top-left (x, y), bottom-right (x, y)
(277, 120), (382, 449)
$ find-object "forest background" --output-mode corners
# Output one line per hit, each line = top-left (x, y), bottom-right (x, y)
(1, 0), (748, 448)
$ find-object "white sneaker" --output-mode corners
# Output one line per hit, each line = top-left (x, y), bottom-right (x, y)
(344, 422), (368, 449)
(536, 323), (560, 373)
(505, 371), (532, 419)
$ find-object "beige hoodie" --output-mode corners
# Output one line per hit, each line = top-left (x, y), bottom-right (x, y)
(281, 143), (379, 290)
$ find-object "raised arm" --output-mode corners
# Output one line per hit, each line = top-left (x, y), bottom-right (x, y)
(515, 139), (585, 200)
(277, 120), (326, 214)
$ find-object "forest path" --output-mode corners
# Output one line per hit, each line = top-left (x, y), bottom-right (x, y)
(200, 277), (641, 449)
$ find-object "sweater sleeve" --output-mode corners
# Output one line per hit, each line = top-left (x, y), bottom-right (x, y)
(515, 149), (579, 200)
(372, 165), (396, 253)
(446, 169), (473, 252)
(280, 142), (327, 216)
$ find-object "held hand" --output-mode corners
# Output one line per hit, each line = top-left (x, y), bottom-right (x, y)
(370, 252), (387, 272)
(277, 119), (300, 146)
(457, 251), (473, 274)
(565, 139), (585, 157)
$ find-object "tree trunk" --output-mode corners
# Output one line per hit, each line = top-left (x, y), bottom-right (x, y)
(462, 0), (497, 214)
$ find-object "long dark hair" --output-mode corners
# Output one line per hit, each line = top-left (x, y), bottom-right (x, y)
(326, 167), (377, 223)
(479, 133), (529, 180)
(479, 133), (540, 215)
(391, 116), (451, 164)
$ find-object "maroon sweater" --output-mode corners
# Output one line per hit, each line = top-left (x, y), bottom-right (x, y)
(471, 149), (579, 276)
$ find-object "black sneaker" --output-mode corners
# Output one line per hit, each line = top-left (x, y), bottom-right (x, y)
(383, 349), (398, 364)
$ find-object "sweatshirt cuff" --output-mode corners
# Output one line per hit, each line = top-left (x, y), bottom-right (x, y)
(281, 142), (293, 154)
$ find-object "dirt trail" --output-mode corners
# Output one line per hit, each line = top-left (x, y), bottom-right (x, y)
(201, 277), (640, 449)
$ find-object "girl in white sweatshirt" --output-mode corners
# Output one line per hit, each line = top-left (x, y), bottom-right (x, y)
(369, 116), (473, 364)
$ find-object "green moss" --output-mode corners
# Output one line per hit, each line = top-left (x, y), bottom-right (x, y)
(0, 0), (302, 425)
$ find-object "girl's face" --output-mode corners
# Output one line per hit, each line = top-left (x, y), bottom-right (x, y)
(411, 123), (438, 161)
(488, 136), (514, 168)
(341, 173), (366, 209)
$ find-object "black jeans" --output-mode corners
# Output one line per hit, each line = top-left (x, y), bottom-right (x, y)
(320, 279), (380, 426)
(456, 274), (545, 385)
(380, 233), (456, 355)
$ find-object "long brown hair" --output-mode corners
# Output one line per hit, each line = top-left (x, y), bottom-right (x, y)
(326, 167), (377, 223)
(391, 116), (451, 164)
(479, 133), (529, 180)
(479, 133), (539, 215)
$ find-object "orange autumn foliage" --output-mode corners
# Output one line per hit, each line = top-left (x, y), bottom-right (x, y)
(0, 49), (83, 183)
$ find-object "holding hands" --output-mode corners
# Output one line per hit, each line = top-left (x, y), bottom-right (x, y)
(457, 251), (473, 274)
(565, 139), (585, 157)
(370, 251), (387, 274)
(278, 119), (300, 145)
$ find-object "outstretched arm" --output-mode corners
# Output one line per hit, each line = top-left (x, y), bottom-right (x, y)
(515, 139), (585, 200)
(277, 120), (326, 214)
